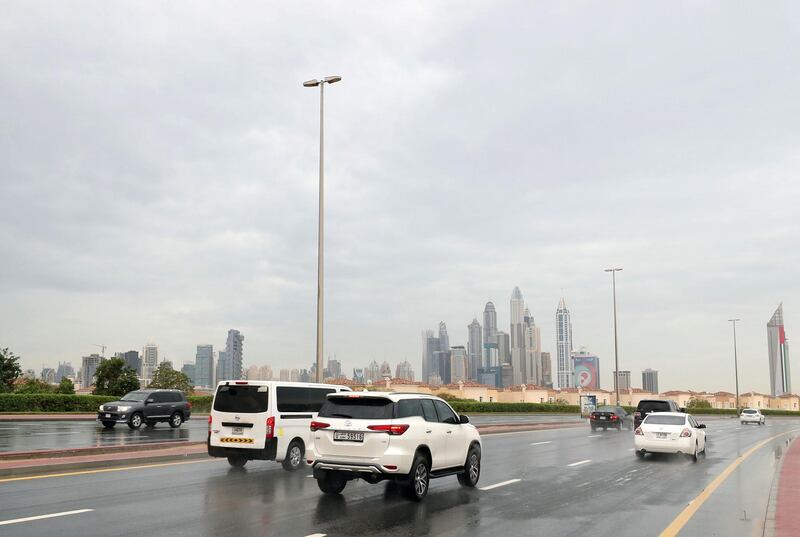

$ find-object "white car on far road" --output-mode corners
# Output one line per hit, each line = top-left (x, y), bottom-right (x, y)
(740, 408), (766, 425)
(634, 412), (706, 462)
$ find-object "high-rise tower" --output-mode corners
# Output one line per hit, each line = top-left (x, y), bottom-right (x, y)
(468, 318), (482, 381)
(556, 297), (574, 389)
(767, 304), (791, 397)
(225, 329), (245, 380)
(483, 302), (498, 367)
(510, 287), (527, 385)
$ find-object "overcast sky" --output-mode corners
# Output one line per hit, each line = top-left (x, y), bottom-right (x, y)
(1, 2), (799, 393)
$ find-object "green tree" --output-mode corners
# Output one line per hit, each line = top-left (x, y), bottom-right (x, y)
(0, 347), (23, 393)
(148, 362), (193, 393)
(93, 358), (140, 396)
(14, 377), (55, 394)
(56, 377), (75, 394)
(687, 397), (712, 409)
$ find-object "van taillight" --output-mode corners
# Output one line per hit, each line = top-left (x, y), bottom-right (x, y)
(266, 416), (275, 439)
(310, 421), (330, 432)
(207, 415), (212, 432)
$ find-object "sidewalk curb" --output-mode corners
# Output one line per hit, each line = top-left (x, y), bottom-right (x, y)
(764, 436), (795, 537)
(0, 450), (211, 479)
(0, 440), (206, 461)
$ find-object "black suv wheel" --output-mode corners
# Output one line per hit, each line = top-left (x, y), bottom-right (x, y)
(128, 412), (143, 430)
(169, 412), (183, 428)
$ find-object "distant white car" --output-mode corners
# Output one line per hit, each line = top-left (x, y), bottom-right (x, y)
(307, 392), (482, 501)
(634, 412), (706, 461)
(740, 408), (766, 425)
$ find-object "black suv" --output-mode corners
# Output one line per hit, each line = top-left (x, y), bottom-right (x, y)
(633, 399), (682, 430)
(98, 389), (192, 430)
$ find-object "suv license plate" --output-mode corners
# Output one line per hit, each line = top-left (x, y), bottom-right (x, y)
(105, 414), (111, 418)
(334, 431), (364, 442)
(232, 426), (243, 435)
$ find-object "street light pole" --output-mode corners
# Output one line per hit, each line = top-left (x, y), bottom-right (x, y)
(729, 318), (741, 410)
(604, 268), (623, 405)
(304, 75), (342, 383)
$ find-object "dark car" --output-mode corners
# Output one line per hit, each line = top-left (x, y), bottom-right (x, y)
(633, 399), (682, 430)
(98, 389), (192, 430)
(590, 406), (632, 431)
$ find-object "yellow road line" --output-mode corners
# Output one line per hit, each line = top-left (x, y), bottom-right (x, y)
(0, 458), (217, 484)
(659, 429), (798, 537)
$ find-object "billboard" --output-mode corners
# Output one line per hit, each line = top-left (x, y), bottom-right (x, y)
(573, 354), (600, 389)
(580, 395), (597, 418)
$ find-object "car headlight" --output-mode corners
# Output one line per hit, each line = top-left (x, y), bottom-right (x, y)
(99, 405), (105, 411)
(117, 406), (131, 412)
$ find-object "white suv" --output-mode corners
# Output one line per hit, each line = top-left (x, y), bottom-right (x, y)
(740, 408), (766, 425)
(307, 392), (482, 501)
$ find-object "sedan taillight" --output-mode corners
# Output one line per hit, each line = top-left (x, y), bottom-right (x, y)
(680, 428), (691, 438)
(367, 424), (410, 435)
(310, 420), (330, 432)
(634, 427), (643, 436)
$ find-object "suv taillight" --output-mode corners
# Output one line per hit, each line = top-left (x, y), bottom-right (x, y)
(310, 420), (330, 432)
(187, 401), (192, 410)
(367, 424), (410, 435)
(266, 416), (275, 439)
(680, 428), (691, 438)
(634, 427), (643, 436)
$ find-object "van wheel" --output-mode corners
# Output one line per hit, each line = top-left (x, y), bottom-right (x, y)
(317, 471), (347, 494)
(101, 421), (115, 429)
(128, 412), (143, 430)
(227, 456), (247, 468)
(282, 440), (304, 471)
(169, 412), (183, 428)
(403, 454), (430, 501)
(457, 446), (481, 487)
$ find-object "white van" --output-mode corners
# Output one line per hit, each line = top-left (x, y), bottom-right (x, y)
(207, 380), (351, 470)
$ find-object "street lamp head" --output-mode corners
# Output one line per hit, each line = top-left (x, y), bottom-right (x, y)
(604, 268), (623, 273)
(728, 318), (741, 322)
(323, 75), (342, 84)
(303, 79), (321, 87)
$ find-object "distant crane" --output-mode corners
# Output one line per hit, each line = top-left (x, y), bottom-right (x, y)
(92, 344), (107, 357)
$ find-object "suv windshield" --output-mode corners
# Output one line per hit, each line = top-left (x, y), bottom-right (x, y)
(644, 415), (686, 426)
(120, 391), (149, 402)
(213, 385), (269, 413)
(638, 401), (671, 413)
(318, 397), (394, 419)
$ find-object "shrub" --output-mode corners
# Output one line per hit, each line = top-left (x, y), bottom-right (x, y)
(0, 394), (117, 412)
(188, 395), (212, 413)
(450, 402), (581, 413)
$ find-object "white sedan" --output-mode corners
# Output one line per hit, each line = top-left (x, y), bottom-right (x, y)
(740, 408), (766, 425)
(634, 412), (706, 461)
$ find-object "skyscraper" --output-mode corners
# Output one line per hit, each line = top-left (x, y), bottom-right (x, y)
(195, 345), (214, 388)
(614, 370), (631, 391)
(642, 368), (659, 393)
(216, 351), (227, 381)
(395, 360), (415, 381)
(541, 352), (552, 387)
(767, 304), (792, 397)
(496, 331), (511, 366)
(450, 346), (468, 383)
(142, 343), (158, 381)
(483, 302), (498, 367)
(181, 363), (196, 385)
(55, 361), (75, 383)
(524, 307), (542, 385)
(510, 287), (527, 385)
(225, 329), (245, 380)
(81, 353), (103, 388)
(556, 297), (573, 389)
(468, 318), (482, 381)
(115, 351), (140, 375)
(421, 330), (435, 382)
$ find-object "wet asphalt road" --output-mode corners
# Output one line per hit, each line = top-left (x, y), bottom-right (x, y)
(1, 417), (798, 536)
(0, 414), (582, 452)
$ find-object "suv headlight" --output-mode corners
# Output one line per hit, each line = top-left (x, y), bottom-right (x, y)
(99, 405), (105, 411)
(117, 406), (131, 412)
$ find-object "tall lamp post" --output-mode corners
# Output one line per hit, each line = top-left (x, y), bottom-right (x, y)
(729, 318), (741, 410)
(304, 75), (342, 382)
(604, 268), (623, 405)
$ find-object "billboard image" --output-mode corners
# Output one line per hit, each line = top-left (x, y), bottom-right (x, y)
(573, 354), (600, 389)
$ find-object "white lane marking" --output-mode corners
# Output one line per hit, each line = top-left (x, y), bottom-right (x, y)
(576, 482), (591, 488)
(30, 432), (83, 436)
(306, 475), (315, 478)
(530, 441), (552, 446)
(587, 435), (601, 438)
(568, 459), (592, 467)
(0, 509), (94, 526)
(628, 448), (635, 451)
(479, 478), (521, 491)
(305, 534), (327, 537)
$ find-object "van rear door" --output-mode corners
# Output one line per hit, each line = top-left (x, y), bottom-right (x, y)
(210, 384), (269, 449)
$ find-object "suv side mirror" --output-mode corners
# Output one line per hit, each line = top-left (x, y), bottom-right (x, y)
(680, 407), (687, 413)
(698, 424), (706, 429)
(460, 415), (470, 424)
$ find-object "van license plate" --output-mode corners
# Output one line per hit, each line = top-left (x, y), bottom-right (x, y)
(334, 431), (364, 442)
(232, 427), (243, 435)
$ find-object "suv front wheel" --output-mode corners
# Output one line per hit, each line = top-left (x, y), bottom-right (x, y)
(457, 446), (481, 487)
(128, 412), (143, 430)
